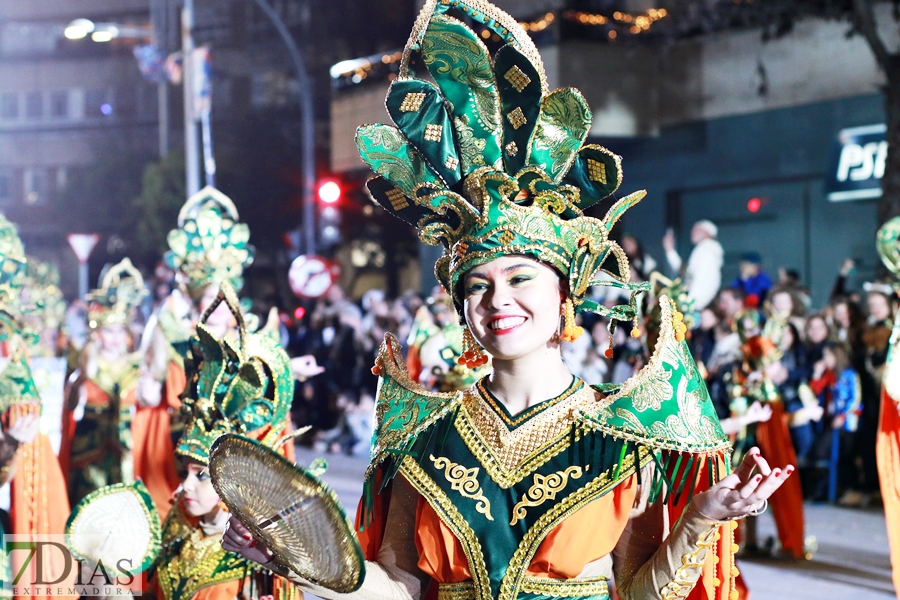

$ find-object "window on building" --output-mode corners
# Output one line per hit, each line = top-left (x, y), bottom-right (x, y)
(23, 169), (47, 205)
(0, 172), (12, 204)
(0, 23), (60, 56)
(49, 91), (69, 118)
(24, 92), (43, 119)
(0, 93), (17, 120)
(85, 88), (112, 118)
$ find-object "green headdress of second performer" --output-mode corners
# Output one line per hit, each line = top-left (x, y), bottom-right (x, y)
(176, 281), (293, 464)
(357, 0), (648, 350)
(165, 186), (255, 300)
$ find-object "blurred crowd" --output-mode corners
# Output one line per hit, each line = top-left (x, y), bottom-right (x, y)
(261, 219), (888, 510)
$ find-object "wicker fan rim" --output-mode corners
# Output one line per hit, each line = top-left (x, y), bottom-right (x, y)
(209, 433), (365, 592)
(64, 481), (162, 573)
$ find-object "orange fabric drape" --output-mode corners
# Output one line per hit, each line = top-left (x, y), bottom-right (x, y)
(9, 405), (76, 600)
(132, 361), (183, 519)
(753, 401), (805, 559)
(877, 386), (900, 596)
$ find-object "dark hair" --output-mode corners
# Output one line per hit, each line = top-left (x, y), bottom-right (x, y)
(824, 342), (851, 374)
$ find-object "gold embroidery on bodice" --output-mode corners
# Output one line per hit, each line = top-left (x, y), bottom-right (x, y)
(456, 381), (600, 488)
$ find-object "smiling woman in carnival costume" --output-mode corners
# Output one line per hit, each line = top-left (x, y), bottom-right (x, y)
(223, 2), (793, 599)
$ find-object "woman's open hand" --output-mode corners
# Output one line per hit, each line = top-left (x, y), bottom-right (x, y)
(222, 515), (273, 566)
(691, 447), (792, 522)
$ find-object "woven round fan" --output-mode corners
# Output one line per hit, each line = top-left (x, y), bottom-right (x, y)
(209, 434), (365, 593)
(65, 481), (161, 574)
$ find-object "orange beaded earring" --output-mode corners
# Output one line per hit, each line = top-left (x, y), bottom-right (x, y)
(560, 298), (584, 343)
(457, 326), (489, 368)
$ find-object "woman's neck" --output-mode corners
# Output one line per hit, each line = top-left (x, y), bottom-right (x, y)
(487, 346), (573, 417)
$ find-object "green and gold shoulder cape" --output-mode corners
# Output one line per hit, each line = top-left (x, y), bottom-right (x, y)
(363, 296), (730, 600)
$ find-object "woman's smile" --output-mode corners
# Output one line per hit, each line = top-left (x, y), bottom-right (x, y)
(487, 315), (527, 334)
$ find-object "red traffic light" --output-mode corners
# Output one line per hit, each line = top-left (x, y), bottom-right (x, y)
(318, 181), (341, 204)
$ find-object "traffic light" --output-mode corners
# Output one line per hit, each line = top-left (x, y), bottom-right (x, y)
(317, 179), (342, 248)
(318, 180), (341, 204)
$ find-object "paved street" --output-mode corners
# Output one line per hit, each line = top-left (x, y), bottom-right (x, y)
(296, 447), (897, 599)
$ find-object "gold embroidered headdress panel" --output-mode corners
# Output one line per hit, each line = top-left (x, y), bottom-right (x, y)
(176, 282), (293, 464)
(356, 0), (648, 324)
(86, 258), (148, 329)
(165, 186), (255, 299)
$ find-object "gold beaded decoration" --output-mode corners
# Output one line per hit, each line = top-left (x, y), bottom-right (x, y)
(445, 156), (459, 170)
(586, 158), (607, 184)
(505, 141), (518, 156)
(507, 107), (527, 130)
(400, 92), (426, 112)
(424, 123), (444, 142)
(385, 188), (409, 211)
(504, 66), (531, 92)
(457, 326), (489, 368)
(560, 298), (584, 342)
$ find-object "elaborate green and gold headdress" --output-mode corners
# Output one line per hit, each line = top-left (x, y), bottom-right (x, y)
(86, 257), (148, 329)
(0, 214), (26, 308)
(357, 0), (647, 326)
(176, 282), (293, 464)
(165, 186), (255, 299)
(19, 257), (66, 328)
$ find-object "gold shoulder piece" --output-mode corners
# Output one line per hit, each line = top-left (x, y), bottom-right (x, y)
(368, 333), (460, 478)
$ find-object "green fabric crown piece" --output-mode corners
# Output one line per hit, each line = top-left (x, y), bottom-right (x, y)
(878, 216), (900, 280)
(165, 186), (255, 299)
(177, 281), (293, 464)
(0, 214), (26, 308)
(356, 0), (646, 320)
(86, 257), (149, 328)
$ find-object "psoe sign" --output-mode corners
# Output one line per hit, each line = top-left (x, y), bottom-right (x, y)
(826, 124), (888, 202)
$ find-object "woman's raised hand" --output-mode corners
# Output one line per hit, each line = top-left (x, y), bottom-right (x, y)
(222, 515), (274, 565)
(691, 447), (792, 522)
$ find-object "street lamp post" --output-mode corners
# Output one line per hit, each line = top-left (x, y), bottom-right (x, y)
(248, 0), (316, 256)
(181, 0), (201, 196)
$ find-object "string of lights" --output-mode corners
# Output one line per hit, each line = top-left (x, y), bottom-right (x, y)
(331, 7), (670, 87)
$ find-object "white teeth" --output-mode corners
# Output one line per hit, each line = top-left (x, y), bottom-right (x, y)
(490, 316), (525, 330)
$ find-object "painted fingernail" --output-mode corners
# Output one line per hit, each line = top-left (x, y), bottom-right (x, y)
(243, 534), (251, 540)
(773, 469), (781, 476)
(249, 540), (257, 548)
(785, 466), (794, 474)
(755, 475), (763, 482)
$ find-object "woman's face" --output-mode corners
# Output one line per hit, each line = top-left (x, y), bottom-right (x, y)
(833, 303), (850, 328)
(621, 236), (638, 257)
(868, 293), (892, 322)
(771, 292), (793, 315)
(806, 317), (829, 345)
(96, 324), (129, 354)
(181, 460), (220, 518)
(463, 256), (561, 361)
(699, 308), (718, 331)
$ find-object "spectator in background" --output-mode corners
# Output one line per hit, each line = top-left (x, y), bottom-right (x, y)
(620, 233), (657, 281)
(809, 342), (862, 500)
(716, 287), (746, 327)
(662, 220), (723, 310)
(732, 251), (773, 306)
(805, 313), (831, 366)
